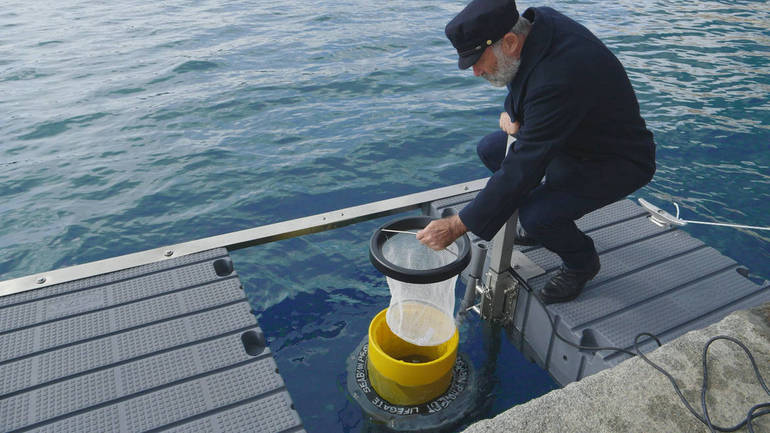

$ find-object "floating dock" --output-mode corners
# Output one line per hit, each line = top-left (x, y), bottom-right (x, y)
(0, 249), (304, 432)
(429, 194), (770, 386)
(1, 179), (767, 431)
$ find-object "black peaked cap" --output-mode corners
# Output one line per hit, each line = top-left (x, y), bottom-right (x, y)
(445, 0), (519, 69)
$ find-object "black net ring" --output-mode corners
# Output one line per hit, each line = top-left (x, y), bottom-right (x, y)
(369, 216), (471, 284)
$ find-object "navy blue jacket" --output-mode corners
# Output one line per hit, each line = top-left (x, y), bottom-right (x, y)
(459, 7), (656, 240)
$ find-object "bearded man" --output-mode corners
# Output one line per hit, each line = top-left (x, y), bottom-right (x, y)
(417, 0), (656, 303)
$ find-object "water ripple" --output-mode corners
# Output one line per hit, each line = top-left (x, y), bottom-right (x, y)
(0, 0), (768, 429)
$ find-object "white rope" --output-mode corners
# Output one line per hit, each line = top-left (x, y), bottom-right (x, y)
(381, 229), (458, 256)
(381, 229), (419, 235)
(639, 199), (770, 231)
(672, 202), (770, 230)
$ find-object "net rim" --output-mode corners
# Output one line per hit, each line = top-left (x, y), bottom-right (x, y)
(369, 216), (471, 284)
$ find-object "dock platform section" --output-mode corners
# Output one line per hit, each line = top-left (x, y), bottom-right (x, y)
(429, 195), (770, 386)
(0, 248), (303, 433)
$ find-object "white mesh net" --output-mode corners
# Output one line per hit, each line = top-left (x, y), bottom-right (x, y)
(381, 233), (458, 346)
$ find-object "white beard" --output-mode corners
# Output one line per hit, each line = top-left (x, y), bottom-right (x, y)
(483, 44), (521, 87)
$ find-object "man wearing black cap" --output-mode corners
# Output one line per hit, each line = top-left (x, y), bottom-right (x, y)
(417, 0), (655, 304)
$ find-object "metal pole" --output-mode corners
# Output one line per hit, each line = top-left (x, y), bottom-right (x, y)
(458, 240), (489, 320)
(481, 135), (518, 321)
(483, 212), (517, 319)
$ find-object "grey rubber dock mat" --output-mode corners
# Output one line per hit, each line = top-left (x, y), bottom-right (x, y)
(0, 248), (304, 433)
(429, 197), (770, 386)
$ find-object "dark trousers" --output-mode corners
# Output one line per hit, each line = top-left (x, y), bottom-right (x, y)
(477, 131), (619, 271)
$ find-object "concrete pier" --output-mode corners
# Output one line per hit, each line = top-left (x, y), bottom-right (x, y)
(463, 301), (770, 433)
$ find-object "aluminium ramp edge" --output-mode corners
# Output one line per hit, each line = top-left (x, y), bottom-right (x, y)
(0, 248), (304, 433)
(428, 197), (770, 386)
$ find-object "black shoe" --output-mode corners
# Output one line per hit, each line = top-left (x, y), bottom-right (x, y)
(539, 255), (600, 304)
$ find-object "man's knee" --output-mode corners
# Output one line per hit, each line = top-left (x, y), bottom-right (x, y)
(518, 190), (610, 239)
(476, 130), (508, 172)
(518, 203), (548, 237)
(518, 194), (579, 237)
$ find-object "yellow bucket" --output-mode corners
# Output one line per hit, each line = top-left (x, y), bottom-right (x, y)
(367, 308), (458, 405)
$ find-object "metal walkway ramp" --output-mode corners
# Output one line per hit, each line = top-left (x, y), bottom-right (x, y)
(429, 196), (770, 386)
(0, 248), (303, 433)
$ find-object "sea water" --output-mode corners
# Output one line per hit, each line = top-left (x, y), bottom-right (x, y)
(1, 0), (768, 431)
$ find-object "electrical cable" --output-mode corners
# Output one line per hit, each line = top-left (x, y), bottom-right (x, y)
(632, 333), (770, 433)
(522, 283), (770, 432)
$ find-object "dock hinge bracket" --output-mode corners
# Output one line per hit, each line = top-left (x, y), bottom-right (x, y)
(480, 268), (519, 325)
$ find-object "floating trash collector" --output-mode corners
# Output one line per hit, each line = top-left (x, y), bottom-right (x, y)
(347, 216), (477, 430)
(370, 216), (470, 349)
(367, 308), (459, 405)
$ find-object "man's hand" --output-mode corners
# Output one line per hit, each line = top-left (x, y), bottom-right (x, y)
(499, 112), (520, 136)
(416, 214), (468, 251)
